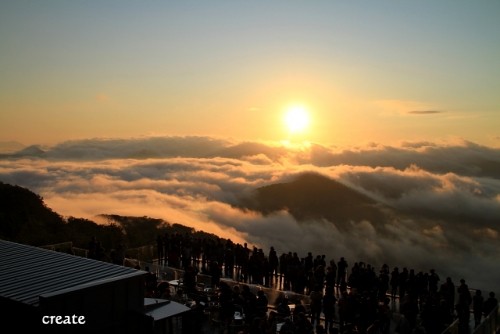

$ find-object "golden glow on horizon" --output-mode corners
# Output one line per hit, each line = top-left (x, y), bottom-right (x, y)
(284, 105), (310, 135)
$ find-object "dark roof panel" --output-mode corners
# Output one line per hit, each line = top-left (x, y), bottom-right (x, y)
(0, 239), (144, 306)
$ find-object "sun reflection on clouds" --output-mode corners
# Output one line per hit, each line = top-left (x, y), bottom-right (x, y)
(280, 139), (312, 151)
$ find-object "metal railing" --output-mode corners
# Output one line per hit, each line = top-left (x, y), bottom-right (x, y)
(123, 258), (213, 288)
(473, 305), (500, 334)
(41, 241), (89, 258)
(40, 241), (74, 252)
(441, 305), (500, 334)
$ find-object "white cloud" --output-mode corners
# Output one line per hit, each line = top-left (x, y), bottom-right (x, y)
(1, 136), (499, 292)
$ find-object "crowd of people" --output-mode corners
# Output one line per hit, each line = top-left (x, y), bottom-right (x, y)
(93, 232), (498, 334)
(152, 232), (499, 334)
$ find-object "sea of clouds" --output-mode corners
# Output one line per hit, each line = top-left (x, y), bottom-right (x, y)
(1, 136), (499, 293)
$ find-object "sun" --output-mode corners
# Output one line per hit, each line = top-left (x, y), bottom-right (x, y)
(284, 105), (310, 134)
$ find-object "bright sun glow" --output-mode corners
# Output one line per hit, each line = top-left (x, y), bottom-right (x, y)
(284, 105), (310, 134)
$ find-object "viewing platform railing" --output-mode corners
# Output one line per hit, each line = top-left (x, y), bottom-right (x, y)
(473, 305), (499, 334)
(441, 305), (499, 334)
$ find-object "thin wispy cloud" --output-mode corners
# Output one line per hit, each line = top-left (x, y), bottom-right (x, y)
(372, 99), (440, 116)
(408, 110), (444, 115)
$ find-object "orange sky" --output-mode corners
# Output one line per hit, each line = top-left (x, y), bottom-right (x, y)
(1, 1), (499, 148)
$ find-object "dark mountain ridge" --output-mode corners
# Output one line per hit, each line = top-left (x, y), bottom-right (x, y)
(0, 182), (220, 254)
(238, 172), (389, 227)
(0, 182), (128, 249)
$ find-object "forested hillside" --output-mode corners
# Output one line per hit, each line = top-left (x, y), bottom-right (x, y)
(0, 182), (217, 255)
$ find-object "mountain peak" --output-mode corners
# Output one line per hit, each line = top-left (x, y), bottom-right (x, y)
(16, 145), (46, 157)
(239, 172), (386, 224)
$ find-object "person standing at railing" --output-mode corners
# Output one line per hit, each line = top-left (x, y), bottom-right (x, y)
(224, 242), (235, 279)
(439, 277), (456, 316)
(472, 290), (484, 328)
(428, 269), (440, 294)
(483, 291), (498, 318)
(268, 246), (279, 285)
(455, 279), (472, 334)
(390, 267), (399, 300)
(337, 257), (348, 290)
(457, 279), (472, 309)
(323, 285), (337, 334)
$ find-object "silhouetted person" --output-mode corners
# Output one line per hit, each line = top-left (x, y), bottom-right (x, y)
(456, 302), (471, 334)
(295, 312), (313, 334)
(400, 294), (419, 329)
(337, 257), (348, 287)
(457, 279), (472, 307)
(305, 252), (314, 275)
(88, 236), (98, 259)
(323, 286), (337, 333)
(327, 260), (337, 288)
(309, 287), (323, 327)
(472, 290), (484, 328)
(111, 242), (125, 265)
(279, 317), (296, 334)
(395, 314), (411, 334)
(144, 266), (157, 297)
(256, 289), (268, 318)
(171, 287), (185, 304)
(483, 291), (498, 318)
(209, 260), (221, 287)
(265, 311), (279, 334)
(292, 300), (307, 320)
(276, 296), (291, 319)
(241, 284), (257, 323)
(316, 324), (326, 334)
(390, 267), (399, 299)
(428, 269), (440, 294)
(218, 282), (234, 326)
(377, 297), (392, 334)
(268, 246), (279, 282)
(378, 269), (390, 301)
(439, 277), (455, 314)
(456, 279), (473, 334)
(156, 281), (171, 299)
(189, 298), (205, 334)
(183, 264), (198, 296)
(399, 267), (409, 299)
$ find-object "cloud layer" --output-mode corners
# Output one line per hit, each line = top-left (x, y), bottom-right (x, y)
(1, 136), (499, 293)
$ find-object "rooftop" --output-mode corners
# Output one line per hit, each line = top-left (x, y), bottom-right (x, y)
(0, 239), (144, 307)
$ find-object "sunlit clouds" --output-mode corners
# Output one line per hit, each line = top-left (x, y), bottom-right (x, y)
(1, 136), (499, 292)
